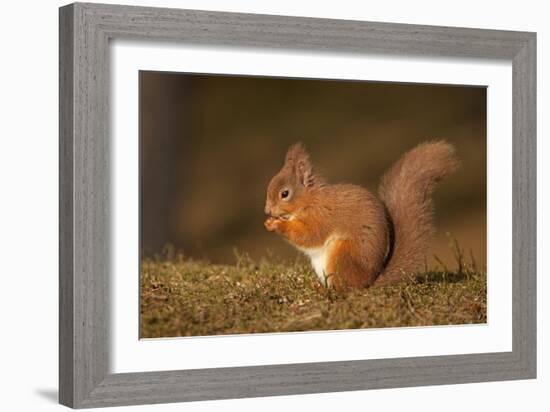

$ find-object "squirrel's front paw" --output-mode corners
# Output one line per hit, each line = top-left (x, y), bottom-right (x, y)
(264, 216), (279, 232)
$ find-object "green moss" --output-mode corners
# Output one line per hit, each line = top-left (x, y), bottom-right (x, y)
(140, 253), (486, 338)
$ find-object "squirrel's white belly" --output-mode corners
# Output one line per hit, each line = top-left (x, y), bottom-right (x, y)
(297, 236), (337, 286)
(304, 247), (328, 284)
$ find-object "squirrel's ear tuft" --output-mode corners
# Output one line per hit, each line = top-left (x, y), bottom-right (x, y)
(285, 142), (315, 188)
(284, 142), (308, 164)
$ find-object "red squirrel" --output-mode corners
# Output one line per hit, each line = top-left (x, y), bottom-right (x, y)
(264, 141), (459, 291)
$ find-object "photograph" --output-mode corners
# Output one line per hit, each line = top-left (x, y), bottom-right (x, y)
(139, 72), (487, 338)
(2, 0), (541, 410)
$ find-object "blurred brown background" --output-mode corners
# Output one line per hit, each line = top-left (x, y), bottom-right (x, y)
(140, 72), (486, 269)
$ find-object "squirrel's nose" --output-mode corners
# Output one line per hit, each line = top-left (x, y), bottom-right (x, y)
(264, 205), (271, 216)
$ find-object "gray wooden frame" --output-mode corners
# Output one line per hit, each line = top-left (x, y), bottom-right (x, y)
(59, 2), (536, 408)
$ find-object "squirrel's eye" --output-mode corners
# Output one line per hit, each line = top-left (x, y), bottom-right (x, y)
(281, 190), (290, 199)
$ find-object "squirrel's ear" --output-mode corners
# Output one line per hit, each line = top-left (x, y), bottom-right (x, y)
(285, 142), (315, 188)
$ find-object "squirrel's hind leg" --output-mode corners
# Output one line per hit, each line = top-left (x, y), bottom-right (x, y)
(326, 240), (378, 291)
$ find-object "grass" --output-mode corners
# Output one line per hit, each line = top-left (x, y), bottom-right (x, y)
(140, 245), (486, 338)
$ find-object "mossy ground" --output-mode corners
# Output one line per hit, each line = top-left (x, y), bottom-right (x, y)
(140, 249), (486, 338)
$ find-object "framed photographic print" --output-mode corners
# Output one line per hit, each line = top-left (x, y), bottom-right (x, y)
(59, 2), (536, 408)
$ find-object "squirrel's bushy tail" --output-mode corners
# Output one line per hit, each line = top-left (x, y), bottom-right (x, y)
(375, 141), (460, 286)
